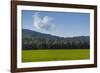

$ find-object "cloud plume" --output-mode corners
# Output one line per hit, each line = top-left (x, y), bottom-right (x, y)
(33, 12), (54, 30)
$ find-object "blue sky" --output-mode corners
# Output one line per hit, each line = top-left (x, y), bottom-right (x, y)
(22, 10), (90, 37)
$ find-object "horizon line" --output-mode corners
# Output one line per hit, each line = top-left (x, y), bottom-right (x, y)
(22, 28), (90, 38)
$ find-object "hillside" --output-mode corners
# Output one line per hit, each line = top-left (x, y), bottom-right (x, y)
(22, 29), (90, 50)
(22, 29), (62, 39)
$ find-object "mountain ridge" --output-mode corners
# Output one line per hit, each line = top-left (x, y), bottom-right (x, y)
(22, 29), (89, 39)
(22, 29), (90, 50)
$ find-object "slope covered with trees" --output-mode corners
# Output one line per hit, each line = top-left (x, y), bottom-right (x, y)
(22, 29), (90, 50)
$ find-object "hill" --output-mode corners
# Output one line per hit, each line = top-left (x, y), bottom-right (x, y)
(22, 29), (90, 50)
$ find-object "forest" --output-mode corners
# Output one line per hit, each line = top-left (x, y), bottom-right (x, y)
(22, 29), (90, 50)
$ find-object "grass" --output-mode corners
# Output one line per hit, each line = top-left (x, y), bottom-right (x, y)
(22, 49), (90, 62)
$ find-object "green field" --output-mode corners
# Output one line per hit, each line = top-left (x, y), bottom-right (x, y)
(22, 49), (90, 62)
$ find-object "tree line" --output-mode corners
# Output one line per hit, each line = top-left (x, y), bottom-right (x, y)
(22, 37), (90, 50)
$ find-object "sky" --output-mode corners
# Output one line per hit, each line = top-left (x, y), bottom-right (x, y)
(22, 10), (90, 37)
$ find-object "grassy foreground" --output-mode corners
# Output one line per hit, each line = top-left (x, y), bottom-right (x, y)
(22, 49), (90, 62)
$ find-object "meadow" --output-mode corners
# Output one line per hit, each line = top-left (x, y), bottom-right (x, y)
(22, 49), (90, 62)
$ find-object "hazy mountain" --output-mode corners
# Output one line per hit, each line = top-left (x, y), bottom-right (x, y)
(22, 29), (89, 40)
(22, 29), (61, 39)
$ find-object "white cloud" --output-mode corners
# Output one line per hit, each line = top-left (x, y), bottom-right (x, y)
(33, 12), (54, 30)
